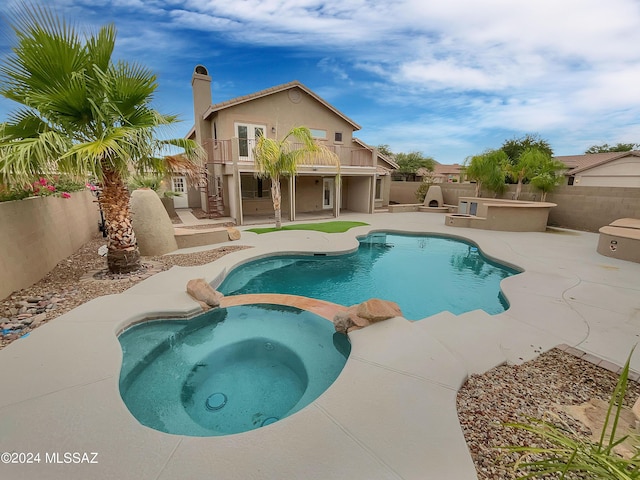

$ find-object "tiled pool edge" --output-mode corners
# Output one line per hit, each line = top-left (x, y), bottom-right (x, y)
(556, 343), (640, 382)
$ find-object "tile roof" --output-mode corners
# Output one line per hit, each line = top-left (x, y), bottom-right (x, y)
(555, 151), (640, 174)
(352, 138), (400, 170)
(432, 163), (463, 175)
(417, 164), (463, 177)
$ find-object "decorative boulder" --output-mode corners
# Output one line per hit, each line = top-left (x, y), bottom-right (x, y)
(356, 298), (403, 322)
(130, 188), (178, 256)
(186, 278), (224, 310)
(227, 227), (241, 241)
(333, 298), (402, 334)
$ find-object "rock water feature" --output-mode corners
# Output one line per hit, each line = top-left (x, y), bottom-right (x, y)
(333, 298), (403, 334)
(186, 278), (224, 310)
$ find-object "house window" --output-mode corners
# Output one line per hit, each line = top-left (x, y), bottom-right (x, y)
(568, 176), (575, 185)
(241, 176), (270, 199)
(309, 128), (327, 139)
(236, 123), (265, 160)
(375, 177), (383, 200)
(334, 132), (343, 143)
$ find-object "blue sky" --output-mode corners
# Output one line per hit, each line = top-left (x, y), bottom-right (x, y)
(1, 0), (639, 164)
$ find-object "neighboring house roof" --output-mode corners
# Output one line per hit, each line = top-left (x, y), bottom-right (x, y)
(432, 163), (463, 175)
(416, 164), (462, 178)
(555, 151), (640, 175)
(352, 137), (400, 170)
(200, 80), (362, 131)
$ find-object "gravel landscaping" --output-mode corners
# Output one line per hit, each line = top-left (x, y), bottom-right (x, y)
(0, 233), (249, 349)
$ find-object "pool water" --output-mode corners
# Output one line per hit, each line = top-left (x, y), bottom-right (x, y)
(118, 304), (350, 436)
(219, 233), (519, 320)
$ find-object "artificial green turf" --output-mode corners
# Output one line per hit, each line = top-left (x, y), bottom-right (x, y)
(247, 221), (369, 234)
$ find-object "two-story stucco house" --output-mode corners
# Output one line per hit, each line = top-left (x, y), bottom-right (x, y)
(181, 65), (397, 225)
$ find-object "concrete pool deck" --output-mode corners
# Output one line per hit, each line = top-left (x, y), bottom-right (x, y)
(1, 212), (639, 479)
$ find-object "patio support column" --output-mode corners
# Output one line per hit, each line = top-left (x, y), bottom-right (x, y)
(368, 174), (376, 214)
(232, 138), (244, 225)
(335, 175), (341, 218)
(289, 175), (296, 222)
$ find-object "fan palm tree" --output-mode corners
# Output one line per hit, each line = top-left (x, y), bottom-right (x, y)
(0, 4), (202, 273)
(253, 126), (340, 228)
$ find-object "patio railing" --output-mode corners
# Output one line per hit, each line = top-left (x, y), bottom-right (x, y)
(203, 139), (375, 167)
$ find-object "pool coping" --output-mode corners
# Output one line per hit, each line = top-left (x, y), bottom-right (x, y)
(1, 211), (639, 480)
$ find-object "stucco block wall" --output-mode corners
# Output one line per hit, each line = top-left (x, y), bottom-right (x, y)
(389, 181), (420, 204)
(375, 175), (391, 207)
(214, 88), (355, 146)
(0, 191), (100, 299)
(390, 182), (640, 232)
(344, 177), (371, 213)
(545, 186), (640, 231)
(295, 177), (324, 212)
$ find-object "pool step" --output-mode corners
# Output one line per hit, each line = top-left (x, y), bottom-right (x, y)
(415, 310), (508, 376)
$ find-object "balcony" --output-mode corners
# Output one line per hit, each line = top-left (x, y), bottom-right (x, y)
(203, 139), (376, 168)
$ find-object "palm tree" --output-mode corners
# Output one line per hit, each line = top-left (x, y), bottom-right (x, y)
(464, 149), (507, 197)
(502, 147), (551, 200)
(253, 126), (340, 228)
(530, 157), (566, 201)
(0, 4), (202, 273)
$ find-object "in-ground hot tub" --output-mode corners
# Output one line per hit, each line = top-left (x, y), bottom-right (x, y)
(445, 214), (472, 227)
(118, 304), (351, 436)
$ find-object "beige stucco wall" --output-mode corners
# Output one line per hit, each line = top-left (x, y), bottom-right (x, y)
(391, 182), (640, 232)
(0, 191), (100, 299)
(544, 185), (640, 232)
(375, 175), (392, 208)
(295, 176), (325, 212)
(390, 181), (422, 204)
(455, 197), (554, 232)
(210, 87), (355, 153)
(573, 157), (640, 187)
(344, 177), (372, 213)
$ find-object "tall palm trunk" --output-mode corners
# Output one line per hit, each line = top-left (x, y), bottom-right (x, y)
(271, 175), (282, 228)
(101, 169), (140, 273)
(515, 178), (523, 200)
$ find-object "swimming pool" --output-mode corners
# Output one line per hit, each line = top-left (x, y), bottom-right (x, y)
(118, 304), (350, 436)
(218, 232), (519, 320)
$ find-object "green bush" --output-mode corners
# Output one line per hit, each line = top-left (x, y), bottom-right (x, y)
(416, 180), (432, 202)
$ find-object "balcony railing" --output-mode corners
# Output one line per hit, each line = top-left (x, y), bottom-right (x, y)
(203, 139), (233, 164)
(202, 138), (375, 167)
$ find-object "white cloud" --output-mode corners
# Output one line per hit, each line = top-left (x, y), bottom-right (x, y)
(317, 57), (351, 82)
(2, 0), (639, 158)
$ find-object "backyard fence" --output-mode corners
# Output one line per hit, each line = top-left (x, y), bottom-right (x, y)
(390, 182), (640, 232)
(0, 190), (100, 299)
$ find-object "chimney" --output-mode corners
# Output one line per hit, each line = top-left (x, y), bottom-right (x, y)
(192, 65), (212, 144)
